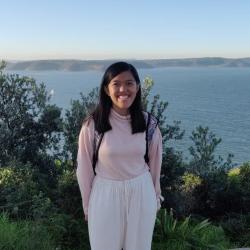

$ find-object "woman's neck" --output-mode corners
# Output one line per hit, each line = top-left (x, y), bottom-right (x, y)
(112, 106), (129, 116)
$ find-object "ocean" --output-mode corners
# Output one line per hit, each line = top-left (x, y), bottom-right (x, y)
(6, 67), (250, 165)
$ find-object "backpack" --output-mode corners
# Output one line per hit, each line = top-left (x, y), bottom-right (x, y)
(92, 112), (158, 175)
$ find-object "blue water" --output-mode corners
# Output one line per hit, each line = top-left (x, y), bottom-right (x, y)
(7, 67), (250, 165)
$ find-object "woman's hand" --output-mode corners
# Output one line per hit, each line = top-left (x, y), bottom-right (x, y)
(84, 214), (88, 221)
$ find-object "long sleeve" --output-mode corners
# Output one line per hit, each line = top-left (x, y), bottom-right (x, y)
(76, 119), (95, 216)
(148, 126), (164, 210)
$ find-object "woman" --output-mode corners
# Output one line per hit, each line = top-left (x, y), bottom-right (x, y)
(76, 61), (163, 250)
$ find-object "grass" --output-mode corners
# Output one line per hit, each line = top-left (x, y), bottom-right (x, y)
(0, 212), (56, 250)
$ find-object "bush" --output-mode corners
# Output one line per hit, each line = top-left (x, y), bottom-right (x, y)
(220, 213), (250, 247)
(152, 209), (231, 250)
(0, 161), (55, 220)
(224, 162), (250, 214)
(0, 212), (56, 250)
(179, 173), (202, 216)
(55, 163), (82, 216)
(45, 213), (90, 250)
(239, 162), (250, 210)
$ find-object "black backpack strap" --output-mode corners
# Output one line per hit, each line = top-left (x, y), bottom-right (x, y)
(92, 131), (104, 175)
(143, 112), (159, 166)
(144, 112), (151, 164)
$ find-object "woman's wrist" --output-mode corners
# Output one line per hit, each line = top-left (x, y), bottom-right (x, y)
(156, 194), (164, 210)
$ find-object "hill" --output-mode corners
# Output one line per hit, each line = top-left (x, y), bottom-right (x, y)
(5, 57), (250, 71)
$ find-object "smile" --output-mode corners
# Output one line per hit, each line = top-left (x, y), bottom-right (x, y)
(118, 95), (129, 100)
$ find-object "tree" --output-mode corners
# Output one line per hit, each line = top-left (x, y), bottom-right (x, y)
(0, 61), (63, 167)
(188, 125), (234, 177)
(186, 125), (236, 217)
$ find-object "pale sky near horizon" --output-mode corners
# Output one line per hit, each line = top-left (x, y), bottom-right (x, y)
(1, 0), (250, 60)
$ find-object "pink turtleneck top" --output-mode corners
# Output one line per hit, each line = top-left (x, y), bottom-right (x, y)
(76, 108), (163, 216)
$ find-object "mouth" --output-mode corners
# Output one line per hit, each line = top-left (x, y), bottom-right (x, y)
(118, 95), (129, 101)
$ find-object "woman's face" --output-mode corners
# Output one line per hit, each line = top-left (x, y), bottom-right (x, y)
(105, 70), (139, 115)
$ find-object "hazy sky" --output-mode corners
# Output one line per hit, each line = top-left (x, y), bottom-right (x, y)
(1, 0), (250, 60)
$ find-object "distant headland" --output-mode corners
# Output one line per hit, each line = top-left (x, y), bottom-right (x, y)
(5, 57), (250, 71)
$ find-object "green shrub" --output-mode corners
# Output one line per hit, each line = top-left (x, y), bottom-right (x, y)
(56, 166), (82, 216)
(225, 162), (250, 214)
(153, 209), (231, 250)
(178, 173), (202, 215)
(228, 167), (240, 181)
(239, 162), (250, 206)
(0, 212), (56, 250)
(0, 162), (38, 218)
(220, 213), (250, 247)
(45, 213), (90, 250)
(0, 161), (55, 220)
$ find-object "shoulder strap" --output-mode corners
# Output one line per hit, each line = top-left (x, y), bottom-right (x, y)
(143, 112), (158, 165)
(144, 112), (151, 164)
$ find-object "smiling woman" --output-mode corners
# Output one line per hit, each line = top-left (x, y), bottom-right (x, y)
(104, 71), (139, 115)
(76, 62), (163, 250)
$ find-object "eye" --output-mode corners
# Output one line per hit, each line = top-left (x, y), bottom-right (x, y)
(127, 81), (135, 86)
(111, 81), (119, 87)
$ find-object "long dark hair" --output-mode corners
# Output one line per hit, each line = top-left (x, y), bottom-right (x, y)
(91, 61), (146, 134)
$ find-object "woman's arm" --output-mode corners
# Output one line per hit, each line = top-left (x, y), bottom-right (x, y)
(76, 119), (95, 219)
(148, 126), (164, 210)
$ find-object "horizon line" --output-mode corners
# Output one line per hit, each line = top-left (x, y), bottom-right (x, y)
(3, 56), (250, 62)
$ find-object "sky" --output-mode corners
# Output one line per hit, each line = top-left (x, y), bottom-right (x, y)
(1, 0), (250, 60)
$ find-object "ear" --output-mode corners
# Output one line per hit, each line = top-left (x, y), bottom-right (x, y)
(104, 86), (110, 96)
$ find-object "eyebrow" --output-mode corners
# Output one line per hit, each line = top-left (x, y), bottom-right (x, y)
(112, 79), (135, 83)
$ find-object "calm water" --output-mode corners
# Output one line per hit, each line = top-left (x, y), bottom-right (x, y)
(7, 67), (250, 165)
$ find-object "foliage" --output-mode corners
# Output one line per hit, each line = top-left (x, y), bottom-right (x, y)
(45, 212), (90, 250)
(0, 62), (64, 221)
(160, 147), (186, 214)
(227, 167), (241, 184)
(178, 125), (240, 218)
(0, 161), (55, 220)
(56, 164), (82, 216)
(220, 212), (250, 247)
(193, 170), (231, 217)
(188, 125), (234, 177)
(0, 212), (56, 250)
(239, 162), (250, 193)
(181, 173), (202, 192)
(187, 161), (250, 218)
(0, 62), (63, 167)
(226, 162), (250, 213)
(178, 173), (202, 216)
(153, 208), (230, 250)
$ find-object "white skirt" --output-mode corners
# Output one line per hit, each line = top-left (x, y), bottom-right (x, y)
(88, 171), (157, 250)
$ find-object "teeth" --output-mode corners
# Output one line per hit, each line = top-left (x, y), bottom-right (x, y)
(118, 96), (128, 100)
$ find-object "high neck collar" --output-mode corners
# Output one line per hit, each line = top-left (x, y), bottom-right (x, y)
(110, 108), (131, 121)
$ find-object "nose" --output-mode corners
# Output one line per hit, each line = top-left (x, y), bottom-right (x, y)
(119, 84), (127, 92)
